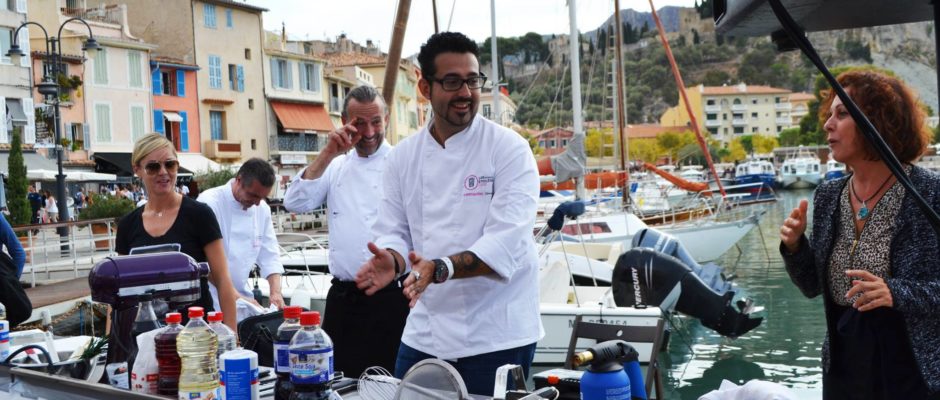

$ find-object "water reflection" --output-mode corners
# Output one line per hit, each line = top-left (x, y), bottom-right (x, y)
(660, 189), (825, 399)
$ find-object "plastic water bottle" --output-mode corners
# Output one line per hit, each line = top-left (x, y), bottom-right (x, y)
(0, 300), (7, 320)
(0, 301), (8, 361)
(156, 312), (184, 396)
(288, 311), (333, 400)
(274, 306), (303, 400)
(207, 312), (236, 361)
(177, 307), (220, 399)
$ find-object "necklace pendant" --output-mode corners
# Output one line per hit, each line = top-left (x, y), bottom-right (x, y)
(857, 204), (870, 220)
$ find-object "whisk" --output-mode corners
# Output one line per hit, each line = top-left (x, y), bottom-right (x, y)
(358, 366), (401, 400)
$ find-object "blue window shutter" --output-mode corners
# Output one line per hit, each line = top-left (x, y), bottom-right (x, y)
(180, 111), (189, 152)
(153, 110), (164, 134)
(176, 70), (186, 97)
(152, 68), (162, 95)
(226, 9), (233, 27)
(270, 59), (278, 87)
(82, 124), (90, 149)
(286, 60), (293, 89)
(237, 65), (244, 92)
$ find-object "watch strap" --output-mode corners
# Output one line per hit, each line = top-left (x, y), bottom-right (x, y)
(441, 256), (454, 281)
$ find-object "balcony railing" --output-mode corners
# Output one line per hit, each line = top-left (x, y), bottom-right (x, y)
(776, 117), (792, 125)
(62, 5), (125, 25)
(704, 105), (721, 113)
(730, 104), (747, 112)
(775, 103), (792, 110)
(704, 120), (721, 128)
(731, 118), (747, 127)
(273, 133), (320, 153)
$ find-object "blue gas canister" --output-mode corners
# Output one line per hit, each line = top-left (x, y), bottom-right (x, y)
(572, 340), (647, 400)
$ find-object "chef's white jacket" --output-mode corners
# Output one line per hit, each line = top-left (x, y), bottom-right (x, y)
(373, 115), (544, 360)
(283, 142), (391, 281)
(198, 179), (284, 311)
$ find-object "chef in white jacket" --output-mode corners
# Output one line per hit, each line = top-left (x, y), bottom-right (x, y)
(355, 32), (543, 396)
(198, 158), (285, 315)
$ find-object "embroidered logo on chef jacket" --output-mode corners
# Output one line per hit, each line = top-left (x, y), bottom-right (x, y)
(463, 175), (494, 197)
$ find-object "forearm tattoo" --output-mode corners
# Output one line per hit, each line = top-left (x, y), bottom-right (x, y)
(451, 251), (492, 278)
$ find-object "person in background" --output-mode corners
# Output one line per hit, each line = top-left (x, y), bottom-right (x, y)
(44, 191), (58, 223)
(198, 158), (286, 315)
(283, 85), (408, 378)
(0, 214), (26, 278)
(116, 133), (239, 331)
(355, 32), (543, 395)
(73, 188), (85, 216)
(780, 70), (940, 399)
(27, 186), (42, 224)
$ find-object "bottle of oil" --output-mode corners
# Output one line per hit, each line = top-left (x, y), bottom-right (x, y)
(176, 306), (219, 400)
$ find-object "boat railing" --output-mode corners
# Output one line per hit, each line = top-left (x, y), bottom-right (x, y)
(13, 218), (119, 288)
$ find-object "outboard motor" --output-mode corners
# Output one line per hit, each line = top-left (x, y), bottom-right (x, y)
(632, 228), (733, 294)
(611, 248), (762, 338)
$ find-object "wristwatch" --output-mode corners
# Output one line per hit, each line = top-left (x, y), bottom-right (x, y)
(432, 257), (453, 284)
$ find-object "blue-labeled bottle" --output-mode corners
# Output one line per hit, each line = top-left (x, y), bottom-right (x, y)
(288, 311), (333, 400)
(274, 306), (303, 400)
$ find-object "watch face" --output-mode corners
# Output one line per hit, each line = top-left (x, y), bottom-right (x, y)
(433, 259), (447, 283)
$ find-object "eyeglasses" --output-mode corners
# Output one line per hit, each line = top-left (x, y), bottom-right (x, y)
(143, 159), (179, 175)
(428, 75), (487, 91)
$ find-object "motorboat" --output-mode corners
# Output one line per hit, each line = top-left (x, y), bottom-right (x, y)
(734, 159), (777, 189)
(780, 147), (822, 189)
(824, 156), (847, 181)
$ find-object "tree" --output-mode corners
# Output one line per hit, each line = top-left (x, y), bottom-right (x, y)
(7, 129), (30, 226)
(779, 127), (801, 147)
(585, 129), (612, 157)
(753, 134), (779, 154)
(629, 139), (662, 163)
(739, 135), (754, 154)
(725, 139), (747, 162)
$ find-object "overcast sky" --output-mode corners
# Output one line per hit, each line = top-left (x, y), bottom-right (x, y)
(245, 0), (700, 56)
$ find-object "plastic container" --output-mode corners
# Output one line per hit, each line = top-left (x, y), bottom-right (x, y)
(208, 311), (237, 361)
(0, 299), (6, 321)
(288, 311), (333, 400)
(274, 306), (303, 400)
(0, 320), (9, 362)
(220, 349), (259, 400)
(156, 312), (184, 396)
(177, 307), (220, 399)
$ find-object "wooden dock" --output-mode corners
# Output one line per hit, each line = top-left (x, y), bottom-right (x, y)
(25, 277), (91, 309)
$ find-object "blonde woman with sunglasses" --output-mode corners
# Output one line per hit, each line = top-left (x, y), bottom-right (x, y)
(115, 134), (239, 335)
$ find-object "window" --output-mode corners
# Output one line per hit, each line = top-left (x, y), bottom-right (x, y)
(244, 48), (251, 60)
(750, 112), (758, 118)
(722, 113), (727, 120)
(95, 103), (111, 142)
(482, 104), (491, 118)
(562, 139), (568, 146)
(204, 4), (216, 28)
(43, 61), (67, 77)
(706, 113), (717, 120)
(751, 99), (758, 104)
(127, 51), (143, 88)
(751, 126), (758, 133)
(775, 97), (782, 103)
(0, 28), (11, 64)
(777, 126), (783, 133)
(130, 105), (146, 141)
(548, 139), (556, 147)
(250, 139), (256, 150)
(248, 98), (254, 109)
(209, 111), (224, 140)
(707, 127), (718, 135)
(208, 55), (222, 89)
(706, 99), (715, 105)
(160, 71), (176, 95)
(225, 9), (233, 28)
(271, 58), (291, 89)
(299, 62), (320, 92)
(734, 126), (744, 134)
(70, 123), (85, 149)
(93, 47), (108, 85)
(733, 98), (741, 104)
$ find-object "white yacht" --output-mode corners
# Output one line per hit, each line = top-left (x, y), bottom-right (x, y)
(780, 148), (822, 189)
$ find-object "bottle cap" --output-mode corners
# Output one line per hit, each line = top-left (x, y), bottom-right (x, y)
(283, 305), (302, 319)
(207, 311), (223, 322)
(139, 292), (152, 301)
(299, 311), (320, 326)
(166, 312), (182, 324)
(188, 306), (204, 318)
(546, 375), (560, 385)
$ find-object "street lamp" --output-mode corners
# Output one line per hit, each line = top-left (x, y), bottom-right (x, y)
(8, 18), (100, 234)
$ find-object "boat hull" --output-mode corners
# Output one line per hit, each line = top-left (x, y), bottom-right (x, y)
(781, 173), (821, 189)
(536, 303), (662, 365)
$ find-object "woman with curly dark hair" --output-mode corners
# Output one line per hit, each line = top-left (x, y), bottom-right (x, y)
(779, 69), (940, 399)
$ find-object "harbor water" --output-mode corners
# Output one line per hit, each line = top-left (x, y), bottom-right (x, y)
(658, 189), (824, 399)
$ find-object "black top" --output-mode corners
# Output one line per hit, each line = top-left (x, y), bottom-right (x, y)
(116, 196), (222, 311)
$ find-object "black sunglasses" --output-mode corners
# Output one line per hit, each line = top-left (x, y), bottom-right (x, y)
(143, 160), (179, 175)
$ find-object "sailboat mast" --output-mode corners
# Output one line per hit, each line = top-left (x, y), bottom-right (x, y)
(383, 0), (411, 144)
(490, 0), (501, 122)
(613, 0), (629, 205)
(648, 0), (727, 198)
(568, 0), (586, 199)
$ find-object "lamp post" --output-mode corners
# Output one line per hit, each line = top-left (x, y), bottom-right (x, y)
(7, 19), (100, 235)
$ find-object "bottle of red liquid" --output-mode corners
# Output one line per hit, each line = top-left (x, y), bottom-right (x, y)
(155, 312), (183, 396)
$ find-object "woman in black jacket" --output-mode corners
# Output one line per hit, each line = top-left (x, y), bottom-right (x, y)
(780, 70), (940, 399)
